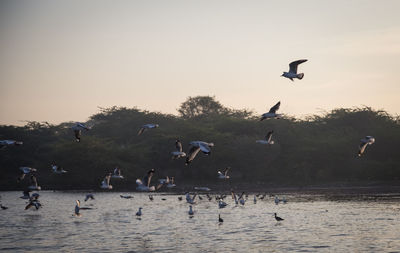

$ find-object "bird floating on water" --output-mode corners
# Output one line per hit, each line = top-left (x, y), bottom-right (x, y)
(358, 136), (375, 157)
(188, 205), (194, 215)
(136, 207), (143, 216)
(185, 141), (214, 165)
(256, 131), (275, 145)
(171, 139), (186, 159)
(186, 193), (197, 204)
(138, 124), (159, 136)
(218, 200), (227, 209)
(72, 122), (90, 142)
(120, 195), (133, 199)
(218, 214), (223, 223)
(281, 59), (308, 81)
(217, 167), (230, 179)
(274, 213), (284, 221)
(260, 102), (281, 120)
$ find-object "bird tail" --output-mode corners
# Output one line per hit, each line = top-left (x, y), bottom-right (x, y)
(297, 73), (304, 79)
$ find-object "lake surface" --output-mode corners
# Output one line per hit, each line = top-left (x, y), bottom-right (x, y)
(0, 191), (399, 252)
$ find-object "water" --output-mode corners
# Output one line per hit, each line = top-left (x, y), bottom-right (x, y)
(1, 191), (399, 252)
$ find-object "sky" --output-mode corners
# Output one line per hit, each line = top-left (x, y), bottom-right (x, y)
(1, 0), (400, 125)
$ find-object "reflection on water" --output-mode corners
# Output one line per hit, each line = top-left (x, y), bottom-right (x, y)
(0, 191), (399, 252)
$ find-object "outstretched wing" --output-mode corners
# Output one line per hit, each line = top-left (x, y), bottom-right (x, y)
(358, 141), (368, 156)
(186, 146), (201, 165)
(289, 59), (307, 74)
(268, 102), (281, 114)
(266, 131), (273, 142)
(137, 127), (146, 135)
(176, 140), (183, 152)
(199, 143), (211, 154)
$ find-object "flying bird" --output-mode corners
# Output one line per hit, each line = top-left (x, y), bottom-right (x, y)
(72, 122), (90, 142)
(0, 140), (23, 149)
(136, 207), (143, 216)
(17, 167), (37, 182)
(260, 102), (281, 120)
(171, 139), (186, 159)
(111, 167), (124, 179)
(256, 131), (275, 145)
(25, 193), (41, 210)
(138, 124), (159, 136)
(28, 175), (41, 191)
(217, 167), (230, 179)
(51, 164), (67, 174)
(185, 141), (214, 165)
(281, 59), (308, 81)
(100, 173), (113, 189)
(358, 136), (375, 157)
(188, 205), (194, 216)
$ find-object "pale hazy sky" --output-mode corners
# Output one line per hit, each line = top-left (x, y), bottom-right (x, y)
(1, 0), (399, 125)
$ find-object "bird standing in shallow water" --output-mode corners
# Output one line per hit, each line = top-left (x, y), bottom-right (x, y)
(274, 213), (284, 221)
(136, 207), (143, 216)
(218, 214), (223, 223)
(188, 205), (194, 215)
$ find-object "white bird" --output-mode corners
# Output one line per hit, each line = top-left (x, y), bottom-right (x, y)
(17, 167), (37, 182)
(260, 102), (281, 120)
(188, 205), (194, 215)
(217, 167), (230, 179)
(256, 131), (275, 145)
(136, 179), (156, 192)
(358, 136), (375, 157)
(74, 200), (81, 216)
(160, 176), (176, 188)
(100, 174), (113, 189)
(281, 59), (308, 81)
(0, 140), (23, 149)
(111, 167), (124, 179)
(51, 164), (67, 174)
(25, 193), (41, 210)
(136, 207), (143, 216)
(72, 122), (90, 142)
(84, 194), (95, 201)
(185, 141), (214, 165)
(194, 187), (211, 191)
(138, 124), (159, 136)
(171, 139), (186, 159)
(218, 200), (227, 209)
(28, 175), (41, 191)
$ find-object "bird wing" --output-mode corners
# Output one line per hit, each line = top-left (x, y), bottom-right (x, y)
(199, 143), (211, 154)
(31, 176), (38, 186)
(266, 131), (273, 142)
(137, 127), (146, 136)
(358, 142), (368, 156)
(186, 146), (201, 164)
(268, 101), (281, 113)
(176, 141), (183, 152)
(289, 59), (307, 74)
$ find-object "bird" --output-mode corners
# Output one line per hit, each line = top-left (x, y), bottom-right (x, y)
(253, 195), (257, 204)
(136, 207), (143, 216)
(171, 139), (186, 159)
(149, 195), (154, 201)
(178, 196), (183, 201)
(51, 164), (67, 174)
(0, 140), (23, 149)
(17, 167), (37, 182)
(218, 214), (223, 223)
(188, 205), (194, 215)
(28, 175), (41, 191)
(25, 193), (41, 210)
(100, 173), (113, 189)
(260, 102), (281, 120)
(185, 141), (214, 165)
(194, 187), (211, 191)
(274, 213), (284, 221)
(0, 204), (8, 210)
(120, 195), (133, 199)
(74, 200), (81, 216)
(185, 193), (197, 204)
(218, 200), (227, 209)
(281, 59), (308, 81)
(136, 169), (163, 191)
(20, 190), (31, 199)
(111, 167), (124, 179)
(84, 194), (95, 201)
(217, 167), (230, 179)
(138, 124), (159, 136)
(256, 131), (275, 145)
(71, 122), (90, 142)
(274, 196), (279, 205)
(166, 177), (176, 188)
(358, 136), (375, 157)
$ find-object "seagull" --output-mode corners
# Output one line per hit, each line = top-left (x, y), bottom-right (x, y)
(28, 175), (41, 191)
(149, 195), (154, 201)
(358, 136), (375, 157)
(274, 213), (284, 221)
(281, 59), (308, 81)
(136, 207), (143, 216)
(100, 173), (113, 189)
(206, 194), (213, 201)
(217, 167), (230, 179)
(218, 214), (223, 223)
(0, 140), (23, 149)
(186, 193), (197, 204)
(20, 190), (31, 199)
(166, 177), (176, 188)
(72, 122), (90, 142)
(138, 124), (159, 136)
(218, 200), (227, 209)
(111, 167), (124, 179)
(188, 205), (194, 215)
(25, 194), (41, 210)
(194, 187), (211, 191)
(0, 204), (8, 210)
(17, 167), (37, 182)
(178, 196), (182, 201)
(274, 196), (279, 205)
(260, 102), (281, 120)
(253, 195), (257, 204)
(84, 194), (95, 201)
(136, 169), (163, 191)
(74, 200), (81, 216)
(51, 164), (67, 174)
(172, 139), (186, 159)
(256, 131), (275, 145)
(185, 141), (214, 165)
(120, 195), (133, 199)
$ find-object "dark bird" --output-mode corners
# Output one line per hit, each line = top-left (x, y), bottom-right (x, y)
(218, 214), (223, 223)
(274, 213), (284, 221)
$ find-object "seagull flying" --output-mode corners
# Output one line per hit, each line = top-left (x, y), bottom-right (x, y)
(171, 139), (186, 159)
(72, 122), (90, 142)
(17, 167), (37, 182)
(358, 136), (375, 157)
(51, 164), (67, 174)
(217, 167), (230, 179)
(260, 102), (281, 120)
(111, 167), (124, 179)
(28, 175), (41, 191)
(185, 141), (214, 165)
(256, 131), (275, 145)
(100, 173), (113, 189)
(138, 124), (159, 136)
(0, 140), (23, 149)
(281, 59), (308, 81)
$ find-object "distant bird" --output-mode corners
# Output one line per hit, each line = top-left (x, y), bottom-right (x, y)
(149, 195), (154, 201)
(206, 194), (213, 201)
(138, 124), (159, 136)
(256, 131), (275, 145)
(111, 167), (124, 179)
(166, 177), (176, 188)
(0, 140), (23, 149)
(185, 141), (214, 165)
(120, 195), (133, 199)
(136, 207), (143, 216)
(28, 175), (41, 191)
(358, 136), (375, 157)
(172, 139), (186, 159)
(25, 194), (41, 210)
(188, 205), (194, 215)
(20, 190), (31, 199)
(0, 204), (8, 210)
(74, 200), (81, 216)
(72, 122), (89, 142)
(17, 167), (37, 182)
(194, 187), (211, 191)
(274, 213), (284, 221)
(136, 169), (163, 191)
(198, 195), (203, 200)
(274, 196), (279, 205)
(186, 193), (197, 204)
(260, 102), (281, 120)
(100, 174), (113, 189)
(84, 194), (95, 201)
(218, 200), (227, 209)
(178, 196), (183, 201)
(51, 164), (67, 174)
(281, 59), (308, 81)
(218, 214), (223, 223)
(253, 195), (257, 204)
(217, 167), (230, 179)
(282, 197), (287, 204)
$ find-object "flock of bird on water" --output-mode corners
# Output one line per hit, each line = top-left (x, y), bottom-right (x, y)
(0, 59), (376, 223)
